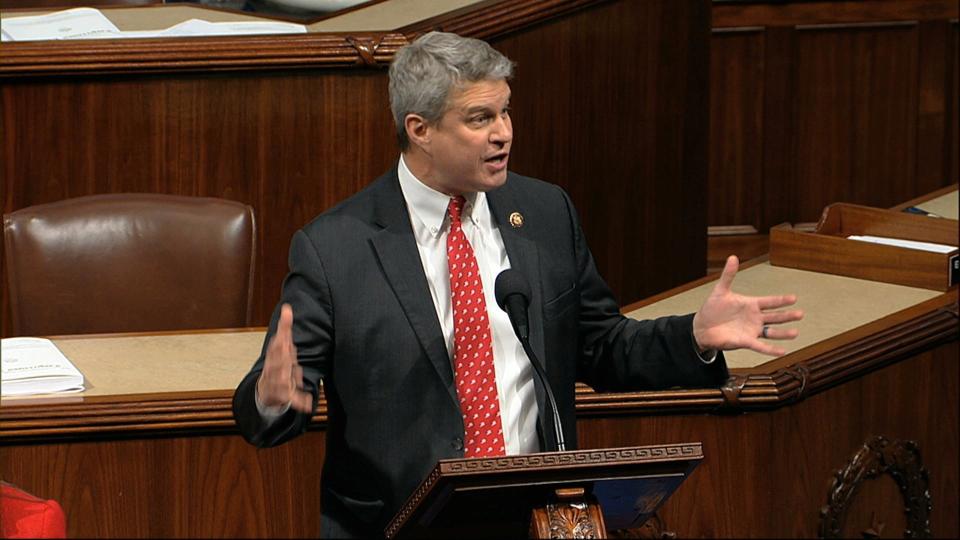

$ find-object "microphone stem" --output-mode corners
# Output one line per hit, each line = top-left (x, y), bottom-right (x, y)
(519, 337), (566, 452)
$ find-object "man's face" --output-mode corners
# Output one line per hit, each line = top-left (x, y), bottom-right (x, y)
(420, 78), (513, 195)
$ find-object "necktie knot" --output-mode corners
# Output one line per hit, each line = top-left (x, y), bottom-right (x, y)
(448, 196), (466, 225)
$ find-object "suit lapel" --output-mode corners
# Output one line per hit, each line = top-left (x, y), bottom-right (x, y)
(487, 181), (547, 375)
(368, 171), (460, 409)
(488, 179), (555, 449)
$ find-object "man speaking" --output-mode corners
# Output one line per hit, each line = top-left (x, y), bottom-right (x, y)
(233, 31), (803, 538)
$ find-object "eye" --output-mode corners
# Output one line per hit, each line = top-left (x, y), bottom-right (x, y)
(470, 114), (492, 126)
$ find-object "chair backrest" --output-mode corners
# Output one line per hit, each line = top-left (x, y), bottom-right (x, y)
(3, 193), (256, 336)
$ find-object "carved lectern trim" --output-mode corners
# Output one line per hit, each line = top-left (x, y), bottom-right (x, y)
(442, 444), (702, 474)
(819, 436), (932, 538)
(545, 501), (599, 539)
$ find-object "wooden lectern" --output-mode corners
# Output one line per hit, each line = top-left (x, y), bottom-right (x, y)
(385, 443), (703, 539)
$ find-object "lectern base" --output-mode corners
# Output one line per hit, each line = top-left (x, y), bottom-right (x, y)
(529, 487), (607, 539)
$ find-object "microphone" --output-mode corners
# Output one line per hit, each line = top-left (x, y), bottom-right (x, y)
(494, 269), (566, 452)
(494, 268), (531, 341)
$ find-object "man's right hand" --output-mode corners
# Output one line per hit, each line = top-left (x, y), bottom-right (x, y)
(256, 303), (314, 413)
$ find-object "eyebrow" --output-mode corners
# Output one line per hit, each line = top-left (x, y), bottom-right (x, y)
(463, 98), (511, 115)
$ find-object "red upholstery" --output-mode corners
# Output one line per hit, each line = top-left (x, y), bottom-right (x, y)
(1, 483), (66, 539)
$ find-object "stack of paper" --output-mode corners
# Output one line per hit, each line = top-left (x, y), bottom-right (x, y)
(1, 337), (85, 396)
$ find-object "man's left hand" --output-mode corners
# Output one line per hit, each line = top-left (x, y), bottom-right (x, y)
(692, 255), (804, 356)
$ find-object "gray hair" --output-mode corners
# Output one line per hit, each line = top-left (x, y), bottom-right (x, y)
(389, 31), (514, 150)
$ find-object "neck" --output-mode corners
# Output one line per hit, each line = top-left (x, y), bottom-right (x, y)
(402, 147), (463, 197)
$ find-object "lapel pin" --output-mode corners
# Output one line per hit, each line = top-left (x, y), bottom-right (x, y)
(509, 212), (524, 228)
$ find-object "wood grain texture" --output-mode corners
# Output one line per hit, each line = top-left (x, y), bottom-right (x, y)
(494, 0), (709, 302)
(0, 33), (410, 77)
(0, 431), (326, 537)
(577, 341), (958, 538)
(1, 310), (954, 537)
(793, 23), (920, 221)
(708, 0), (958, 241)
(713, 0), (958, 28)
(709, 28), (765, 229)
(1, 0), (710, 335)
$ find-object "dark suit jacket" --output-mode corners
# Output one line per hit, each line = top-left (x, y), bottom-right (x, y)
(233, 167), (729, 537)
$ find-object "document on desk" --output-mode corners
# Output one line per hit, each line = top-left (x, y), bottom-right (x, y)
(1, 7), (306, 41)
(846, 235), (957, 254)
(126, 19), (307, 38)
(1, 337), (85, 396)
(0, 7), (123, 41)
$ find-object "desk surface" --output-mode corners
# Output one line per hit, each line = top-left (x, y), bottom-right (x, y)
(0, 264), (949, 406)
(1, 330), (264, 405)
(625, 262), (943, 370)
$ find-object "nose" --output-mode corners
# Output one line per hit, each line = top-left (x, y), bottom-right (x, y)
(490, 113), (512, 146)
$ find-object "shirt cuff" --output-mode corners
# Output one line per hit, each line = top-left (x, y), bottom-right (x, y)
(691, 331), (718, 364)
(697, 347), (718, 364)
(255, 383), (291, 423)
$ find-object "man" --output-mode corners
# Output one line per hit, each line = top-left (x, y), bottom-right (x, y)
(233, 31), (802, 537)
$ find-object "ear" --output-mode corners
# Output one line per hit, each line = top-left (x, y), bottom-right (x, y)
(404, 113), (432, 149)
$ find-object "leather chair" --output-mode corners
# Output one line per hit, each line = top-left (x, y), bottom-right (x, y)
(3, 194), (256, 336)
(0, 482), (66, 539)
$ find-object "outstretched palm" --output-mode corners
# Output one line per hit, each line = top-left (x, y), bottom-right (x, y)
(693, 256), (804, 356)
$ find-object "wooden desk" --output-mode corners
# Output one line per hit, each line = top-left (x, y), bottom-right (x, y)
(2, 273), (957, 538)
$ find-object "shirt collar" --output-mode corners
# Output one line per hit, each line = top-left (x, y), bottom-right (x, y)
(397, 155), (489, 236)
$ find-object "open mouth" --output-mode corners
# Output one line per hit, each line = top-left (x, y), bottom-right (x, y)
(485, 153), (509, 169)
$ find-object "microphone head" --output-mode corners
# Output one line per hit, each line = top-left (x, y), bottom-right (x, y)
(495, 269), (531, 311)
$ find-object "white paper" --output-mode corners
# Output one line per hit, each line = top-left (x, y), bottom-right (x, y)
(847, 235), (957, 254)
(1, 8), (307, 42)
(151, 19), (307, 38)
(1, 337), (85, 396)
(0, 7), (122, 42)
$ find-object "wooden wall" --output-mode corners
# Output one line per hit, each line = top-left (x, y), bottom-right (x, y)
(0, 0), (709, 336)
(708, 0), (958, 263)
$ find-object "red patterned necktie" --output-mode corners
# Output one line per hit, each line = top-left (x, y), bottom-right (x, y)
(447, 196), (506, 457)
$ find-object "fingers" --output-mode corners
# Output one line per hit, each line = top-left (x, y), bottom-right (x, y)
(758, 325), (799, 340)
(277, 303), (294, 342)
(260, 303), (301, 408)
(713, 255), (740, 294)
(762, 309), (805, 325)
(756, 294), (798, 311)
(292, 363), (304, 391)
(747, 338), (788, 357)
(289, 389), (315, 414)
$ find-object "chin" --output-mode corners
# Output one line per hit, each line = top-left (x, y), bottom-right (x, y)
(481, 171), (509, 191)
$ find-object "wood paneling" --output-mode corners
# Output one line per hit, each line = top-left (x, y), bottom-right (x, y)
(713, 0), (958, 28)
(2, 0), (710, 336)
(708, 0), (958, 237)
(709, 28), (765, 229)
(495, 0), (709, 301)
(793, 23), (920, 221)
(1, 431), (327, 537)
(0, 70), (397, 326)
(577, 341), (959, 538)
(951, 21), (959, 184)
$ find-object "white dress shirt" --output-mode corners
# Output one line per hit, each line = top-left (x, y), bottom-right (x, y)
(397, 156), (540, 455)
